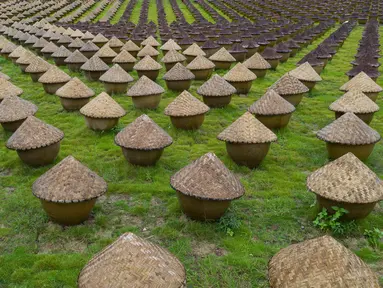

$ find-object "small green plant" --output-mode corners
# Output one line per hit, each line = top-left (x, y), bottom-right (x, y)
(313, 207), (357, 235)
(218, 211), (241, 237)
(364, 228), (383, 249)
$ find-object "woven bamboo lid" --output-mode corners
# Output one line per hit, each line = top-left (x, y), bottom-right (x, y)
(269, 73), (309, 95)
(183, 43), (206, 56)
(133, 55), (162, 71)
(317, 112), (381, 145)
(268, 235), (380, 288)
(137, 44), (160, 58)
(108, 36), (124, 48)
(32, 37), (48, 48)
(25, 56), (51, 73)
(170, 152), (245, 200)
(329, 90), (379, 114)
(8, 45), (26, 58)
(113, 50), (136, 64)
(0, 78), (23, 100)
(80, 41), (100, 52)
(161, 49), (186, 63)
(64, 50), (88, 64)
(307, 153), (383, 203)
(217, 112), (277, 144)
(82, 31), (95, 40)
(248, 89), (295, 116)
(0, 96), (37, 123)
(243, 53), (271, 70)
(186, 55), (215, 70)
(38, 66), (71, 84)
(56, 77), (95, 99)
(25, 35), (39, 45)
(160, 39), (181, 51)
(163, 62), (195, 81)
(92, 33), (108, 44)
(40, 41), (58, 53)
(68, 37), (85, 49)
(99, 64), (134, 84)
(80, 92), (126, 119)
(261, 47), (282, 60)
(141, 35), (160, 47)
(0, 71), (10, 81)
(15, 50), (36, 65)
(209, 47), (236, 62)
(51, 45), (71, 58)
(1, 41), (17, 53)
(6, 116), (64, 150)
(289, 62), (322, 82)
(165, 90), (210, 117)
(57, 34), (73, 45)
(95, 44), (117, 58)
(223, 63), (257, 83)
(32, 156), (107, 203)
(127, 75), (164, 97)
(121, 40), (140, 52)
(115, 114), (172, 150)
(80, 55), (109, 72)
(340, 72), (383, 93)
(71, 29), (84, 39)
(197, 74), (236, 96)
(78, 232), (186, 288)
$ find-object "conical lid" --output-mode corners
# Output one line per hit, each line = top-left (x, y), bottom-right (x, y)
(137, 44), (160, 58)
(170, 152), (245, 200)
(0, 71), (10, 81)
(38, 66), (71, 84)
(329, 90), (379, 114)
(269, 73), (309, 95)
(243, 53), (271, 70)
(289, 62), (322, 82)
(25, 35), (38, 45)
(78, 233), (186, 288)
(127, 75), (164, 97)
(107, 36), (123, 48)
(68, 37), (85, 49)
(32, 37), (48, 48)
(56, 77), (95, 99)
(307, 153), (383, 203)
(340, 71), (383, 93)
(32, 156), (107, 203)
(99, 64), (134, 83)
(95, 44), (117, 58)
(6, 116), (64, 150)
(261, 47), (282, 60)
(317, 112), (381, 145)
(40, 41), (58, 53)
(115, 114), (172, 150)
(186, 55), (215, 70)
(183, 43), (206, 56)
(80, 55), (109, 72)
(248, 89), (295, 116)
(8, 45), (26, 58)
(197, 74), (236, 96)
(113, 50), (136, 63)
(218, 112), (277, 143)
(209, 47), (236, 62)
(1, 41), (17, 53)
(161, 49), (186, 63)
(165, 90), (210, 117)
(64, 50), (88, 64)
(80, 41), (100, 52)
(121, 40), (140, 51)
(141, 35), (160, 47)
(57, 34), (73, 44)
(92, 33), (108, 44)
(0, 96), (37, 123)
(51, 45), (71, 58)
(82, 31), (94, 40)
(133, 55), (162, 71)
(25, 56), (51, 73)
(268, 235), (380, 288)
(80, 92), (126, 119)
(15, 50), (36, 65)
(71, 29), (84, 38)
(163, 62), (195, 81)
(223, 63), (257, 82)
(0, 78), (23, 100)
(160, 39), (181, 51)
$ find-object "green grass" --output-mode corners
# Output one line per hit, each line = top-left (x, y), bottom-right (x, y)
(163, 0), (177, 23)
(175, 0), (195, 23)
(190, 1), (215, 23)
(75, 1), (102, 23)
(93, 1), (117, 23)
(148, 0), (159, 24)
(0, 25), (382, 287)
(110, 0), (132, 24)
(130, 0), (143, 24)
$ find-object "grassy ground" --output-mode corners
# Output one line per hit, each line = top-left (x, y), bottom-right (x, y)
(175, 0), (195, 23)
(110, 0), (132, 24)
(0, 22), (382, 288)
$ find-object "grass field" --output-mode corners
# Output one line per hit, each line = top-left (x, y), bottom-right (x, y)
(0, 12), (382, 288)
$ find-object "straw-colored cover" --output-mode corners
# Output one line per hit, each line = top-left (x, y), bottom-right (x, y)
(115, 114), (172, 150)
(8, 45), (26, 58)
(163, 62), (195, 81)
(82, 31), (94, 40)
(0, 78), (23, 100)
(307, 153), (383, 203)
(57, 34), (73, 44)
(269, 73), (309, 95)
(32, 37), (48, 48)
(92, 33), (108, 44)
(268, 235), (380, 288)
(223, 63), (257, 82)
(80, 41), (100, 52)
(113, 50), (136, 63)
(164, 90), (210, 117)
(32, 156), (107, 203)
(209, 47), (236, 62)
(183, 43), (206, 56)
(56, 77), (95, 99)
(38, 67), (71, 84)
(289, 62), (322, 82)
(71, 29), (84, 38)
(121, 40), (140, 52)
(108, 36), (124, 48)
(25, 57), (51, 73)
(141, 35), (160, 47)
(99, 64), (134, 83)
(160, 39), (181, 51)
(95, 44), (117, 58)
(170, 152), (245, 200)
(133, 55), (162, 71)
(127, 75), (164, 97)
(340, 71), (383, 93)
(64, 50), (88, 64)
(68, 38), (85, 49)
(329, 90), (379, 114)
(217, 112), (277, 144)
(80, 92), (126, 119)
(137, 44), (160, 58)
(6, 116), (64, 150)
(80, 55), (109, 72)
(243, 53), (271, 70)
(0, 96), (37, 123)
(15, 50), (36, 65)
(248, 89), (295, 115)
(1, 41), (17, 53)
(78, 232), (186, 288)
(317, 112), (381, 145)
(161, 49), (186, 63)
(40, 41), (58, 53)
(51, 45), (71, 58)
(197, 74), (236, 96)
(186, 55), (215, 70)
